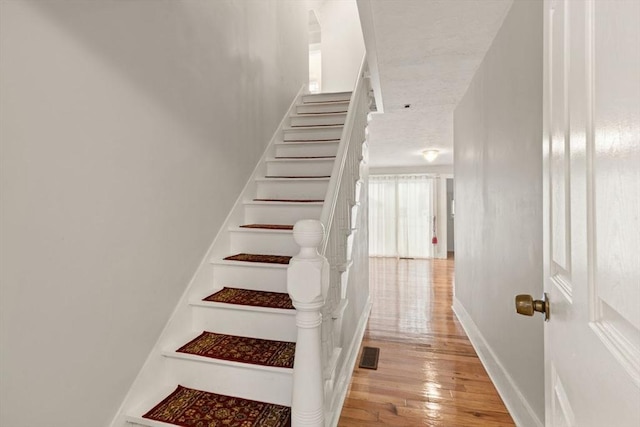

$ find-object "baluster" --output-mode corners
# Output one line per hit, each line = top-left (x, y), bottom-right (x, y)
(288, 220), (329, 427)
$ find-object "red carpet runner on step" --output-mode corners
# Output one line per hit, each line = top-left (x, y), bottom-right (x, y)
(253, 199), (323, 203)
(239, 224), (294, 230)
(176, 331), (295, 368)
(204, 287), (294, 310)
(142, 385), (291, 427)
(224, 253), (292, 264)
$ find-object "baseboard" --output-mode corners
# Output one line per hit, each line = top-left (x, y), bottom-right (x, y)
(327, 295), (372, 427)
(452, 298), (543, 427)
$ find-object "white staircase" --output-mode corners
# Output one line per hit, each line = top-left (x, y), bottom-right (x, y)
(114, 90), (353, 427)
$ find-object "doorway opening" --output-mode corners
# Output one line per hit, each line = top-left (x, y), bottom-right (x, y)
(308, 10), (321, 93)
(446, 178), (455, 258)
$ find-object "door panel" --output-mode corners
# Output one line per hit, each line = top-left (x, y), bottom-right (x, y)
(550, 364), (574, 427)
(591, 0), (640, 386)
(549, 0), (573, 300)
(543, 0), (640, 426)
(549, 0), (570, 278)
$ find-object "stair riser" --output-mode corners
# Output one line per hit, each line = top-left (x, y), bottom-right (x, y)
(212, 263), (287, 292)
(275, 141), (339, 158)
(267, 160), (334, 177)
(302, 92), (351, 103)
(290, 114), (346, 127)
(244, 203), (322, 225)
(284, 126), (343, 141)
(163, 357), (292, 406)
(229, 231), (298, 256)
(191, 307), (297, 342)
(296, 102), (349, 114)
(256, 180), (329, 200)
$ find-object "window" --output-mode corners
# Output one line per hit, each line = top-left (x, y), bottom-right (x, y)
(369, 175), (438, 258)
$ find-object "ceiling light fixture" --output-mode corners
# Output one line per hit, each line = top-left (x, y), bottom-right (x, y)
(422, 149), (440, 162)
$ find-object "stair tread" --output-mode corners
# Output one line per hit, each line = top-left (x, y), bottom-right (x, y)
(239, 224), (294, 230)
(176, 331), (295, 368)
(141, 385), (291, 426)
(272, 155), (336, 159)
(262, 175), (330, 179)
(305, 90), (352, 95)
(224, 253), (292, 264)
(297, 102), (349, 108)
(275, 139), (339, 145)
(285, 124), (344, 130)
(253, 198), (324, 203)
(284, 138), (336, 142)
(244, 200), (324, 206)
(296, 108), (348, 114)
(203, 287), (294, 310)
(299, 99), (350, 104)
(290, 111), (347, 117)
(291, 123), (343, 128)
(296, 111), (348, 115)
(302, 92), (352, 104)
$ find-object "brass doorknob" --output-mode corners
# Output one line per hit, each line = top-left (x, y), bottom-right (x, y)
(515, 293), (549, 321)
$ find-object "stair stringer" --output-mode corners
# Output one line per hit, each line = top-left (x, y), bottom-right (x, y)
(109, 85), (306, 427)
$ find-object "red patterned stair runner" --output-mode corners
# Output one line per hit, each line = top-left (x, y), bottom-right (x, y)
(224, 253), (291, 264)
(280, 139), (339, 143)
(142, 385), (291, 427)
(282, 138), (340, 142)
(265, 175), (330, 179)
(239, 224), (293, 230)
(176, 331), (295, 368)
(253, 198), (323, 203)
(204, 287), (294, 310)
(301, 109), (347, 114)
(275, 155), (335, 159)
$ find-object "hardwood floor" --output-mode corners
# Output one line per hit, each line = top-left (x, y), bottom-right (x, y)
(338, 257), (515, 426)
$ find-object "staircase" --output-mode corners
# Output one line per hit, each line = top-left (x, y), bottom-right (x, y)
(117, 91), (355, 427)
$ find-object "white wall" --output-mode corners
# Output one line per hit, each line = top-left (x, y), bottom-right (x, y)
(315, 0), (365, 93)
(446, 178), (454, 252)
(453, 0), (544, 425)
(0, 1), (308, 426)
(369, 165), (454, 175)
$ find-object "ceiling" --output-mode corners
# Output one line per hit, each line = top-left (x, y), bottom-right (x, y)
(358, 0), (513, 170)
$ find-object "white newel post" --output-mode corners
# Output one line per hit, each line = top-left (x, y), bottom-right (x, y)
(287, 219), (329, 427)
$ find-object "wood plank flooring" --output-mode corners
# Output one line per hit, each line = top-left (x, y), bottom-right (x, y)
(338, 257), (515, 426)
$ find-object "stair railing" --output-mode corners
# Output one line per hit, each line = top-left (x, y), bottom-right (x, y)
(287, 55), (370, 427)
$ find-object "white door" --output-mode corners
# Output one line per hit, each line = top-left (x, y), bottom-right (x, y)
(543, 0), (640, 425)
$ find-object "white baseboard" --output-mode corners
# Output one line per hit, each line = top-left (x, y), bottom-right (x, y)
(452, 298), (543, 427)
(326, 295), (372, 427)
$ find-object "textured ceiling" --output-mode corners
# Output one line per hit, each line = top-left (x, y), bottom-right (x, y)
(360, 0), (513, 169)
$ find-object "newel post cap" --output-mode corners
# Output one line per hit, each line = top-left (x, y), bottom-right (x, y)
(293, 220), (324, 257)
(288, 220), (327, 304)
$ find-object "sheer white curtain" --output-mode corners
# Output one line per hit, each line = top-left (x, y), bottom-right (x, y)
(369, 176), (397, 256)
(369, 175), (436, 258)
